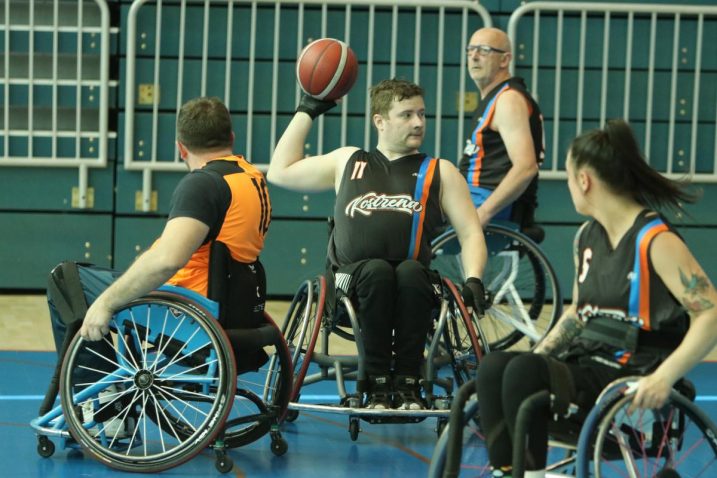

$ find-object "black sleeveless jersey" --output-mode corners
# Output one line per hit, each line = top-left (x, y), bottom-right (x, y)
(570, 210), (688, 369)
(330, 150), (443, 268)
(458, 77), (544, 192)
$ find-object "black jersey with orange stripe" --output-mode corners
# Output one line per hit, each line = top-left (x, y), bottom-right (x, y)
(458, 77), (543, 192)
(165, 155), (270, 296)
(568, 210), (688, 369)
(330, 150), (442, 268)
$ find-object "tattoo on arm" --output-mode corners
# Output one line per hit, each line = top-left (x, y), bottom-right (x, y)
(534, 313), (585, 355)
(679, 269), (715, 313)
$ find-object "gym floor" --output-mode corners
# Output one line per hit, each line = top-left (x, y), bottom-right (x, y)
(2, 294), (717, 477)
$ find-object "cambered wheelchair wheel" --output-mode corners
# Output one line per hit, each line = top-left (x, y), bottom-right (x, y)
(431, 224), (561, 351)
(59, 291), (236, 473)
(578, 387), (717, 477)
(436, 278), (483, 387)
(223, 314), (293, 449)
(281, 277), (325, 405)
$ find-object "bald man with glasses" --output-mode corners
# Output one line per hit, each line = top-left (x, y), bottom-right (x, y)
(460, 27), (545, 232)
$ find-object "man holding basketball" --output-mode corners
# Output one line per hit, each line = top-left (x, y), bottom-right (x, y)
(461, 27), (544, 230)
(268, 79), (487, 410)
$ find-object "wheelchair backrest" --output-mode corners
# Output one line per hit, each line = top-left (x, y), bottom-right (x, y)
(207, 241), (266, 330)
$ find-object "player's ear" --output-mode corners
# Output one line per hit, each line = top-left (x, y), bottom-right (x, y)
(177, 141), (189, 160)
(578, 169), (591, 194)
(372, 113), (384, 131)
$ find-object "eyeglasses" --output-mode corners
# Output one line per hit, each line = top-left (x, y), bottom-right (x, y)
(465, 44), (507, 56)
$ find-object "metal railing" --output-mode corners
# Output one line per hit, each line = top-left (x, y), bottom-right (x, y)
(0, 0), (113, 208)
(508, 2), (717, 182)
(124, 0), (491, 211)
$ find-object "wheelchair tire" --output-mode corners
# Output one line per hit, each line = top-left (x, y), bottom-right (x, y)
(578, 388), (717, 477)
(281, 277), (325, 402)
(431, 224), (562, 351)
(59, 291), (237, 473)
(438, 277), (483, 387)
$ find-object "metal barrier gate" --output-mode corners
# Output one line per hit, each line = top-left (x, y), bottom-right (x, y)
(123, 0), (491, 211)
(0, 0), (113, 208)
(508, 1), (717, 182)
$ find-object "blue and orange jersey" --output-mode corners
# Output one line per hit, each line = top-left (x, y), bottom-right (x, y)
(331, 150), (442, 268)
(458, 77), (544, 192)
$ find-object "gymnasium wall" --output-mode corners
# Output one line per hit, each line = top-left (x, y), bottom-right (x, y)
(0, 0), (715, 300)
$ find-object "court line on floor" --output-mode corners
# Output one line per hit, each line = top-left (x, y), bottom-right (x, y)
(4, 394), (717, 401)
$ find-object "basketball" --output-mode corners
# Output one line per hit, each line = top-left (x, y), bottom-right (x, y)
(296, 38), (358, 101)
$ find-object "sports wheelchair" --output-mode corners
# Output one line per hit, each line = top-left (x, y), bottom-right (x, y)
(280, 272), (482, 440)
(31, 253), (293, 473)
(431, 222), (562, 352)
(429, 375), (717, 477)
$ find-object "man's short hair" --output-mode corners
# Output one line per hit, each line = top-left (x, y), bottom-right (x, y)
(370, 78), (424, 117)
(176, 97), (233, 153)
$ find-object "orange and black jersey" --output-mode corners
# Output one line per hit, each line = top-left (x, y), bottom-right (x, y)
(165, 155), (271, 296)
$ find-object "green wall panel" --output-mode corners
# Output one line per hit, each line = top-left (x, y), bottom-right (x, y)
(0, 162), (115, 212)
(0, 212), (112, 289)
(262, 219), (330, 296)
(268, 184), (335, 219)
(113, 216), (166, 272)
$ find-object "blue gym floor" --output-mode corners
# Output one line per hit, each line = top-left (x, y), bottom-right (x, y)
(3, 351), (716, 477)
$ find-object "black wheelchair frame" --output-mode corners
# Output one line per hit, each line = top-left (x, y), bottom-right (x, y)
(280, 273), (483, 440)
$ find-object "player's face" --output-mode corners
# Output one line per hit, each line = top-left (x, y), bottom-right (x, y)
(380, 96), (426, 153)
(466, 30), (509, 87)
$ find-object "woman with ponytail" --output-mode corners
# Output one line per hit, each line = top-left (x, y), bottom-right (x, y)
(475, 119), (717, 478)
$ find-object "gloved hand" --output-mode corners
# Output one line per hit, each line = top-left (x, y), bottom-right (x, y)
(296, 94), (337, 119)
(461, 277), (487, 316)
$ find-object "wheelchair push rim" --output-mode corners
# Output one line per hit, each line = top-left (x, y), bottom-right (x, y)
(59, 292), (237, 473)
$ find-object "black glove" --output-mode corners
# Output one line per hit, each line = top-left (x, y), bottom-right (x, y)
(296, 94), (337, 119)
(461, 277), (487, 316)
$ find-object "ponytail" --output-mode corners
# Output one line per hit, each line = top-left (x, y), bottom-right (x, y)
(569, 119), (698, 213)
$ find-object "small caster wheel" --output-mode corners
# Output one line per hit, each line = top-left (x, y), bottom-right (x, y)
(271, 437), (288, 456)
(285, 409), (299, 422)
(349, 418), (360, 441)
(37, 436), (55, 458)
(215, 455), (233, 473)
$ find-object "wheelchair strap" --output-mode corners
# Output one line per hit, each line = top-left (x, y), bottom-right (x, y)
(579, 316), (639, 352)
(545, 356), (576, 420)
(47, 261), (88, 326)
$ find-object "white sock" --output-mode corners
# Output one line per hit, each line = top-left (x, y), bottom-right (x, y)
(524, 471), (546, 478)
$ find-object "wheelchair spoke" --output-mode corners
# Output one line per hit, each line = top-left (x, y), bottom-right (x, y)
(162, 359), (217, 381)
(148, 308), (172, 371)
(149, 314), (188, 369)
(153, 384), (210, 419)
(116, 314), (143, 371)
(147, 387), (185, 444)
(84, 343), (138, 375)
(154, 333), (208, 376)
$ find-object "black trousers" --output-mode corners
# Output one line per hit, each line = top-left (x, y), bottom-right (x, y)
(346, 258), (437, 377)
(475, 351), (630, 470)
